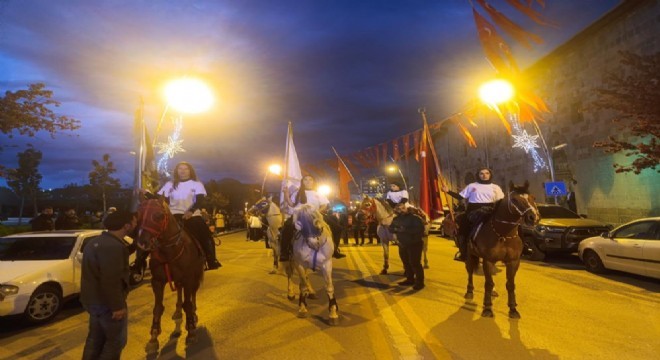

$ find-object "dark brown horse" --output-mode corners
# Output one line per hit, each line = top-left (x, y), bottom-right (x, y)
(464, 181), (539, 319)
(136, 198), (205, 354)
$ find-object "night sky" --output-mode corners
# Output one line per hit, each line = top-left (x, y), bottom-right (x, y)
(0, 0), (621, 189)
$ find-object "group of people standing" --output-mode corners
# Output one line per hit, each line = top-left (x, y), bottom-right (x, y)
(30, 206), (114, 231)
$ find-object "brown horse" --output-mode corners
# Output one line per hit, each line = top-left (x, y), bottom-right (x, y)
(464, 181), (539, 319)
(136, 198), (205, 354)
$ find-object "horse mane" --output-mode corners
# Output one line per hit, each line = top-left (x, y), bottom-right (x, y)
(374, 198), (393, 213)
(295, 205), (325, 238)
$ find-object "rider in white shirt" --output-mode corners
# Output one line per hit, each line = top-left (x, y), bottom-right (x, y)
(442, 168), (504, 261)
(385, 182), (409, 208)
(157, 162), (221, 270)
(280, 175), (342, 260)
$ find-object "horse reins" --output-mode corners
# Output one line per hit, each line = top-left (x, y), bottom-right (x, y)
(490, 192), (536, 242)
(139, 200), (186, 291)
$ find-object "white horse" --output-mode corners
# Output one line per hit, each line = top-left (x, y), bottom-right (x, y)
(248, 196), (283, 274)
(360, 197), (431, 274)
(290, 204), (339, 325)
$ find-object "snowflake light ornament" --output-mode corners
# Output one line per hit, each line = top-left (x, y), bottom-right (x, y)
(511, 130), (540, 154)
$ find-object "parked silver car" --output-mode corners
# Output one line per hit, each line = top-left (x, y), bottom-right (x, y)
(578, 217), (660, 279)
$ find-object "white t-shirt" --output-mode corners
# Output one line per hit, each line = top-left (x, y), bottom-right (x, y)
(386, 190), (409, 204)
(158, 180), (207, 215)
(288, 189), (329, 214)
(459, 182), (504, 204)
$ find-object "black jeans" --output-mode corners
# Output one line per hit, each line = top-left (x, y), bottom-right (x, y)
(175, 214), (218, 263)
(398, 242), (424, 286)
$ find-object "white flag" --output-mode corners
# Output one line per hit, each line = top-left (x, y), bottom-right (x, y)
(281, 122), (302, 213)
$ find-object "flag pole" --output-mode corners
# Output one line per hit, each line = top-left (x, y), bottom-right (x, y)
(332, 146), (361, 195)
(419, 108), (454, 221)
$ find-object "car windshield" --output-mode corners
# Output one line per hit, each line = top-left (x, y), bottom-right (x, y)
(538, 206), (580, 219)
(0, 236), (77, 261)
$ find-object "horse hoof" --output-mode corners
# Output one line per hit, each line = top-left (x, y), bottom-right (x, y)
(492, 290), (499, 297)
(423, 264), (430, 269)
(172, 313), (183, 321)
(171, 330), (182, 339)
(509, 310), (521, 319)
(328, 316), (339, 326)
(269, 269), (277, 274)
(481, 309), (494, 318)
(297, 311), (308, 318)
(464, 293), (474, 300)
(307, 293), (318, 300)
(287, 294), (296, 301)
(380, 269), (388, 275)
(145, 341), (159, 354)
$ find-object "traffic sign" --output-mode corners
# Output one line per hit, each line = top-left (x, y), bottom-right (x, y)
(544, 181), (567, 196)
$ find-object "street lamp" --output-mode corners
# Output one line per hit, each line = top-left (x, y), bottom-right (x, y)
(318, 184), (332, 197)
(260, 164), (282, 195)
(386, 162), (408, 191)
(479, 79), (560, 203)
(152, 78), (214, 176)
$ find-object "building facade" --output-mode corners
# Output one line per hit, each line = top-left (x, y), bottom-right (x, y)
(438, 0), (660, 224)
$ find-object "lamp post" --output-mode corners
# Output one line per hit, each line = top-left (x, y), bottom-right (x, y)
(386, 162), (408, 191)
(261, 164), (282, 195)
(153, 78), (214, 175)
(479, 78), (558, 202)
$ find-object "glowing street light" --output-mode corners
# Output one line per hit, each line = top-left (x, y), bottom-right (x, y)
(164, 78), (214, 114)
(318, 184), (332, 197)
(386, 163), (408, 191)
(478, 79), (514, 106)
(261, 163), (282, 194)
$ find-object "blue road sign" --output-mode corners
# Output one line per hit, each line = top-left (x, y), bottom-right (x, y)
(544, 181), (567, 196)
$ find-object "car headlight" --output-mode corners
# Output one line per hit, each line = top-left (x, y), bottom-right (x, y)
(0, 285), (19, 301)
(535, 225), (565, 233)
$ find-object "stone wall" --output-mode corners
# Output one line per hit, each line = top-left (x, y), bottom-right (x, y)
(436, 0), (660, 225)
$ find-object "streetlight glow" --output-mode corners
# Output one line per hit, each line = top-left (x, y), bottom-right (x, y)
(318, 184), (331, 197)
(387, 165), (397, 173)
(164, 78), (214, 114)
(268, 164), (282, 176)
(479, 79), (514, 105)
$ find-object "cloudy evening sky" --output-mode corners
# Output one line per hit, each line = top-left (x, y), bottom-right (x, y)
(0, 0), (621, 189)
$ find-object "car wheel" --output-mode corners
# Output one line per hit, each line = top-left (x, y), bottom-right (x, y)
(129, 267), (145, 286)
(24, 285), (63, 324)
(583, 250), (606, 274)
(522, 237), (545, 261)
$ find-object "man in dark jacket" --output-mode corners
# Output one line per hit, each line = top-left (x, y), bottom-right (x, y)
(55, 208), (81, 230)
(80, 210), (136, 360)
(30, 206), (55, 231)
(389, 203), (426, 290)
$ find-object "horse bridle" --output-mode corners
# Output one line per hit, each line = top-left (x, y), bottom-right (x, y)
(496, 191), (536, 225)
(138, 200), (183, 250)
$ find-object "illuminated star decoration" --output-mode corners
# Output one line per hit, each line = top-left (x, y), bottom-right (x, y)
(512, 130), (540, 153)
(509, 113), (547, 172)
(156, 116), (185, 176)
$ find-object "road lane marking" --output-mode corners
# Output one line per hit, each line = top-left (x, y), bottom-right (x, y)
(347, 246), (422, 360)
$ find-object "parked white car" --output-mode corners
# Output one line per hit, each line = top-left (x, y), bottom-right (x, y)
(0, 230), (143, 324)
(578, 217), (660, 279)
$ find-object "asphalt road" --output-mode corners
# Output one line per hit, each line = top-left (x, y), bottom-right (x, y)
(1, 231), (658, 360)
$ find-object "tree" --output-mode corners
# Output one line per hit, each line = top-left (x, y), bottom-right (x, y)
(0, 83), (80, 139)
(5, 146), (43, 224)
(592, 51), (660, 174)
(88, 154), (121, 213)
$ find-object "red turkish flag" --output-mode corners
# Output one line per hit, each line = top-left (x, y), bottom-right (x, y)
(419, 126), (444, 220)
